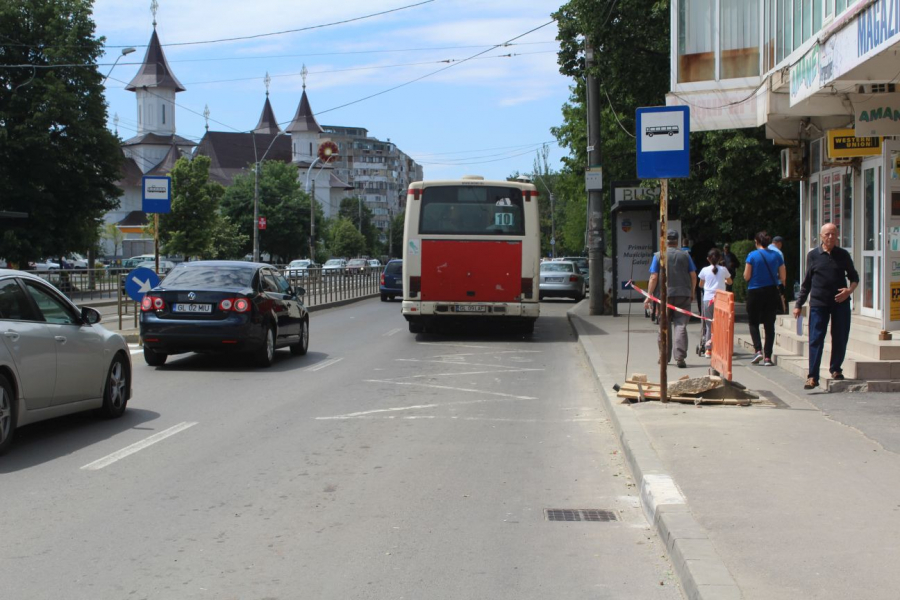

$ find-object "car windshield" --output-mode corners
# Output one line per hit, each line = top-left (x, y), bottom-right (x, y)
(419, 185), (526, 236)
(541, 263), (574, 273)
(324, 259), (343, 266)
(161, 265), (256, 289)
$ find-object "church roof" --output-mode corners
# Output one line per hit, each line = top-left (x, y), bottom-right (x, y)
(116, 156), (144, 187)
(125, 29), (186, 92)
(330, 172), (354, 190)
(148, 144), (182, 176)
(122, 132), (197, 147)
(286, 90), (324, 134)
(194, 131), (292, 186)
(254, 97), (282, 134)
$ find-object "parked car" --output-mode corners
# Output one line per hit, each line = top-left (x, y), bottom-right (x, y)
(136, 260), (177, 274)
(139, 261), (309, 368)
(121, 254), (157, 270)
(0, 268), (131, 455)
(286, 259), (318, 277)
(322, 258), (347, 276)
(559, 256), (590, 289)
(29, 259), (60, 272)
(346, 258), (368, 274)
(380, 260), (403, 301)
(539, 260), (585, 301)
(368, 259), (382, 268)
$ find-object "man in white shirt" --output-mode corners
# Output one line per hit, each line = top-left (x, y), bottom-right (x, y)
(768, 236), (784, 258)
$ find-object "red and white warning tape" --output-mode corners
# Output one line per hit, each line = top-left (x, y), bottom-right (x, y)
(627, 280), (713, 322)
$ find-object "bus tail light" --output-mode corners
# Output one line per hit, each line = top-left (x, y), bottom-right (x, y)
(409, 188), (423, 200)
(524, 190), (539, 202)
(521, 277), (533, 298)
(409, 276), (421, 297)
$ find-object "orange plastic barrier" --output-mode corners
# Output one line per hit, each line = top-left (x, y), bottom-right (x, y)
(710, 290), (735, 381)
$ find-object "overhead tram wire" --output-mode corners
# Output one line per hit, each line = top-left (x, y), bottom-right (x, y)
(310, 19), (557, 118)
(0, 1), (436, 52)
(415, 142), (559, 164)
(412, 140), (558, 157)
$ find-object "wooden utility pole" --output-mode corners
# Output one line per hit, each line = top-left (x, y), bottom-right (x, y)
(659, 180), (668, 403)
(586, 42), (606, 315)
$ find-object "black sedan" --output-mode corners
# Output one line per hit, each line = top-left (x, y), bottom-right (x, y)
(139, 261), (309, 368)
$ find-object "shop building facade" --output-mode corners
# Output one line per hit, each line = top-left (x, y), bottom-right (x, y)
(668, 0), (900, 337)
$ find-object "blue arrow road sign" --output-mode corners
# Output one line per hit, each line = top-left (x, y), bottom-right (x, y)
(125, 267), (160, 303)
(636, 106), (690, 179)
(142, 175), (171, 214)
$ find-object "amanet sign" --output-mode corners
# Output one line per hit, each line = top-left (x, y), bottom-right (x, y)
(790, 43), (820, 106)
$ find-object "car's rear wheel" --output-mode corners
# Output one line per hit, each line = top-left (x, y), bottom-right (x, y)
(256, 325), (276, 367)
(143, 346), (168, 366)
(573, 290), (585, 302)
(380, 293), (387, 302)
(99, 354), (129, 418)
(0, 374), (17, 456)
(290, 319), (309, 355)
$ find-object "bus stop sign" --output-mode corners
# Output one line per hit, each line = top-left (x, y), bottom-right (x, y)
(636, 106), (690, 179)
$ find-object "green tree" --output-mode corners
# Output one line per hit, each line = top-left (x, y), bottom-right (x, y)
(552, 0), (798, 262)
(220, 160), (322, 262)
(388, 210), (405, 260)
(101, 222), (125, 259)
(0, 0), (123, 266)
(338, 196), (376, 254)
(330, 217), (367, 258)
(159, 156), (226, 259)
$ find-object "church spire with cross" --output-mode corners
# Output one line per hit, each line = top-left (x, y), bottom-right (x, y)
(254, 72), (282, 135)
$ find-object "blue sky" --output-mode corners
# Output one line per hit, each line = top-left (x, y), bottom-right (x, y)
(94, 0), (574, 182)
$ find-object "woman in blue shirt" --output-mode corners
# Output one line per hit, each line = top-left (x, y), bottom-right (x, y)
(743, 231), (786, 366)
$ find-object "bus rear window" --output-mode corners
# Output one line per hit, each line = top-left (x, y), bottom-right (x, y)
(419, 186), (525, 236)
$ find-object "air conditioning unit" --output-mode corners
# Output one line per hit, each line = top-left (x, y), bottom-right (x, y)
(780, 147), (804, 181)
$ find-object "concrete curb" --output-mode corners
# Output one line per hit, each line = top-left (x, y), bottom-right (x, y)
(567, 306), (743, 600)
(115, 293), (380, 345)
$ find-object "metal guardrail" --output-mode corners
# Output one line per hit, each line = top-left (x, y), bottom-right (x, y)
(35, 265), (383, 331)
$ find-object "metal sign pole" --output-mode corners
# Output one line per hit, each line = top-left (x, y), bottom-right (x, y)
(659, 179), (668, 403)
(154, 214), (160, 273)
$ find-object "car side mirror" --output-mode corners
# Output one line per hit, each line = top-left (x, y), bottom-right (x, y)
(295, 286), (306, 297)
(81, 306), (101, 325)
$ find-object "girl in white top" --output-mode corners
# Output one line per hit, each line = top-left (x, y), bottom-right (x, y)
(698, 248), (733, 357)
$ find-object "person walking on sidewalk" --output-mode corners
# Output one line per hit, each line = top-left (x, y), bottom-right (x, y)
(721, 244), (739, 292)
(744, 231), (786, 367)
(792, 223), (859, 389)
(645, 230), (697, 368)
(698, 248), (732, 358)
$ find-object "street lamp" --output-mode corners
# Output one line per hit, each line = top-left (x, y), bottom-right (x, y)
(304, 141), (339, 261)
(102, 47), (136, 84)
(252, 131), (286, 262)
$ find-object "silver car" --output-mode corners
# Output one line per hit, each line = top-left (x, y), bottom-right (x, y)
(539, 261), (585, 301)
(0, 269), (131, 455)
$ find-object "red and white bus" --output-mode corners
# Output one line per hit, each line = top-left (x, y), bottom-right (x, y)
(401, 176), (541, 334)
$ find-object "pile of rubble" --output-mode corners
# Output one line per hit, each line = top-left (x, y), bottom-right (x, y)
(614, 374), (759, 406)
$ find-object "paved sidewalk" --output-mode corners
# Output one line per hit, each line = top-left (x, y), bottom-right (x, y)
(567, 300), (900, 600)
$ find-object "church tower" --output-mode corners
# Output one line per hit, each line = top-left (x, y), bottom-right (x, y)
(286, 66), (324, 165)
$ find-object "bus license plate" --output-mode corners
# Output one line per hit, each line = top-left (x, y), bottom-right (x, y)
(456, 305), (487, 313)
(174, 303), (213, 313)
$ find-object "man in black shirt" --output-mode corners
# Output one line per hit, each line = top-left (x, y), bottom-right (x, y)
(793, 223), (859, 389)
(721, 244), (739, 292)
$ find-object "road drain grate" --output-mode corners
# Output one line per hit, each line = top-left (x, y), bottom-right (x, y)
(545, 509), (618, 522)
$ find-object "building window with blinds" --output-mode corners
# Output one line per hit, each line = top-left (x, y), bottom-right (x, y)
(720, 0), (760, 79)
(678, 0), (715, 82)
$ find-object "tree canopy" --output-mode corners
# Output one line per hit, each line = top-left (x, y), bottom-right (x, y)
(0, 0), (123, 265)
(220, 160), (322, 262)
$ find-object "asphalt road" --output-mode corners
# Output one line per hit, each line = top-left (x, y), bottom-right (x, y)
(1, 299), (683, 600)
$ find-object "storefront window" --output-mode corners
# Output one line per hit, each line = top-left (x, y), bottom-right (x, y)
(720, 0), (760, 78)
(842, 172), (853, 248)
(822, 174), (832, 225)
(864, 168), (875, 251)
(793, 0), (802, 50)
(678, 0), (716, 82)
(810, 140), (821, 174)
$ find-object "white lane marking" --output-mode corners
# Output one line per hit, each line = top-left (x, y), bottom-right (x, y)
(383, 328), (402, 337)
(429, 350), (542, 358)
(318, 403), (440, 419)
(391, 368), (544, 380)
(304, 357), (344, 372)
(81, 422), (197, 471)
(364, 379), (537, 400)
(396, 358), (534, 370)
(416, 342), (491, 349)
